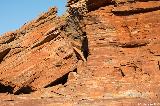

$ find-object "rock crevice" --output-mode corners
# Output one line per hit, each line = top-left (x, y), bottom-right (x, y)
(0, 0), (160, 105)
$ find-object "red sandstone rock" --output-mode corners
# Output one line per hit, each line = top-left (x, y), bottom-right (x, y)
(0, 7), (78, 94)
(0, 0), (160, 105)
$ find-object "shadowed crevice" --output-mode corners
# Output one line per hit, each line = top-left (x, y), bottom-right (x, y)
(44, 73), (69, 88)
(82, 32), (89, 60)
(31, 32), (59, 49)
(14, 86), (35, 95)
(45, 68), (77, 88)
(112, 6), (160, 16)
(0, 83), (35, 95)
(86, 0), (114, 12)
(0, 48), (11, 63)
(1, 36), (16, 44)
(0, 83), (13, 94)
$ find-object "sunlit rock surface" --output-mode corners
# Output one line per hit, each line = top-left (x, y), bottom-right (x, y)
(0, 0), (160, 105)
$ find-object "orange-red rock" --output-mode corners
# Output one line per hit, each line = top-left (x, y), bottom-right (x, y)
(0, 0), (160, 105)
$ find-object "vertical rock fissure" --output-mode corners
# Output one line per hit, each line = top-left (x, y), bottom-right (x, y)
(82, 32), (89, 60)
(158, 61), (160, 70)
(65, 6), (89, 60)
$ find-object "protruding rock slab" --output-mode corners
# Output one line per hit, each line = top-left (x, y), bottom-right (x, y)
(0, 35), (78, 93)
(112, 1), (160, 15)
(0, 0), (160, 105)
(0, 7), (78, 94)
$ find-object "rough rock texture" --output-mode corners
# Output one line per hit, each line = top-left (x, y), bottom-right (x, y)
(0, 0), (160, 105)
(0, 7), (79, 94)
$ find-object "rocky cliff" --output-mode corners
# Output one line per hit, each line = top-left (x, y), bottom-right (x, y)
(0, 0), (160, 105)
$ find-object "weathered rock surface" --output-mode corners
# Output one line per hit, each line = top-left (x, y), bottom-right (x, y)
(0, 0), (160, 105)
(0, 7), (79, 94)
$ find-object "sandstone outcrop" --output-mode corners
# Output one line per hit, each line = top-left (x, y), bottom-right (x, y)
(0, 7), (79, 94)
(0, 0), (160, 105)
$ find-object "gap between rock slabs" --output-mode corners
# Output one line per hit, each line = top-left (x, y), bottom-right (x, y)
(0, 68), (78, 95)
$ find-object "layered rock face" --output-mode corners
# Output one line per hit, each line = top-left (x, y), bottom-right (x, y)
(0, 0), (160, 105)
(0, 7), (79, 94)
